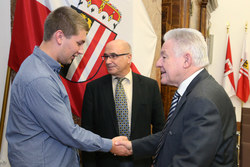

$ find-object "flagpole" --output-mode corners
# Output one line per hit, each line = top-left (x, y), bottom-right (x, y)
(0, 66), (11, 151)
(227, 22), (230, 34)
(236, 23), (248, 167)
(245, 22), (248, 33)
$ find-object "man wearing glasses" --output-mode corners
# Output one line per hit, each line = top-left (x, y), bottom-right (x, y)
(81, 39), (165, 167)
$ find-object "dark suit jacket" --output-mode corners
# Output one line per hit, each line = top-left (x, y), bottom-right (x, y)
(81, 72), (165, 167)
(132, 69), (237, 167)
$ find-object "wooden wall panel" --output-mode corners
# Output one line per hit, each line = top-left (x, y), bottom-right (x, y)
(200, 0), (208, 38)
(240, 108), (250, 167)
(161, 0), (191, 118)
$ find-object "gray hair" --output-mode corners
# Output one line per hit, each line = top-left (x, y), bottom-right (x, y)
(163, 28), (209, 67)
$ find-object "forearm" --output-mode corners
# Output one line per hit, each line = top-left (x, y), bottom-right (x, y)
(132, 132), (160, 159)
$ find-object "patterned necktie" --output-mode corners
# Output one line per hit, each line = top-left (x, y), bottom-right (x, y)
(153, 91), (181, 166)
(115, 78), (130, 138)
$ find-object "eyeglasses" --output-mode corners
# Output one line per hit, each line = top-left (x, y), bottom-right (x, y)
(101, 53), (129, 61)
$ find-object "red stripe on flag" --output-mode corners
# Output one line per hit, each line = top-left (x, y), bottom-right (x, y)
(241, 68), (248, 76)
(71, 24), (106, 82)
(131, 63), (140, 74)
(225, 37), (236, 90)
(64, 26), (116, 116)
(222, 35), (236, 97)
(236, 33), (249, 103)
(236, 76), (249, 103)
(86, 30), (117, 80)
(8, 0), (50, 72)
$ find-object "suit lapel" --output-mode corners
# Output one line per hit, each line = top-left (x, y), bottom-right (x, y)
(166, 69), (209, 128)
(102, 75), (120, 135)
(130, 73), (145, 136)
(166, 96), (186, 128)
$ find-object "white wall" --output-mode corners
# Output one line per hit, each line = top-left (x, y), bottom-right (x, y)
(208, 0), (250, 122)
(0, 0), (11, 166)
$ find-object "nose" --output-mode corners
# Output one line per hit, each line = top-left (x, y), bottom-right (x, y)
(156, 57), (162, 68)
(105, 57), (112, 64)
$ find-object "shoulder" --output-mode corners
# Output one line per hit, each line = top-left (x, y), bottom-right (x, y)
(86, 74), (111, 87)
(15, 55), (53, 86)
(132, 72), (158, 85)
(185, 75), (233, 113)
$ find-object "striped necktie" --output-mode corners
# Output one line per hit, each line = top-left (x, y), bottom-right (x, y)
(166, 91), (181, 125)
(153, 91), (181, 166)
(115, 78), (130, 138)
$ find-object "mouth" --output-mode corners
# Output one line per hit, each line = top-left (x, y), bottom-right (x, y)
(107, 67), (114, 71)
(161, 71), (166, 75)
(106, 65), (115, 69)
(71, 54), (78, 60)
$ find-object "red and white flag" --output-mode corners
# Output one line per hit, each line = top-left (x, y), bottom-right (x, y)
(8, 0), (157, 117)
(236, 32), (249, 102)
(222, 35), (236, 97)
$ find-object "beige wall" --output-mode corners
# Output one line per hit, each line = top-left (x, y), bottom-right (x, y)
(142, 0), (162, 84)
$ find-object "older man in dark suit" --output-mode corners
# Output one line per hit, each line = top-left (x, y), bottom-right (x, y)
(81, 39), (165, 167)
(116, 28), (237, 167)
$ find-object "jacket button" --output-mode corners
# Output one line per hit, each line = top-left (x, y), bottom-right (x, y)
(169, 131), (173, 135)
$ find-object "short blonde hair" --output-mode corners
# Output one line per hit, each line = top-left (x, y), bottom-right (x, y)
(43, 6), (89, 41)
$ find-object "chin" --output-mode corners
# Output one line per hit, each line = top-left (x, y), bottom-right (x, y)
(68, 59), (74, 64)
(160, 78), (168, 85)
(107, 69), (116, 75)
(160, 81), (167, 85)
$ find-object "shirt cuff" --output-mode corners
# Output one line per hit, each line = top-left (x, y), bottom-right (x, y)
(100, 138), (112, 152)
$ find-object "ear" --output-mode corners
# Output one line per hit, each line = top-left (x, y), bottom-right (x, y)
(127, 53), (132, 63)
(183, 53), (192, 68)
(54, 30), (64, 45)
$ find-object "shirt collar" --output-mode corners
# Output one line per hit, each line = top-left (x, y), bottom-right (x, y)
(177, 68), (204, 96)
(112, 70), (132, 83)
(33, 46), (61, 73)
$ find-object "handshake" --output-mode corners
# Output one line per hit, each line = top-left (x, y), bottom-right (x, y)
(110, 136), (133, 156)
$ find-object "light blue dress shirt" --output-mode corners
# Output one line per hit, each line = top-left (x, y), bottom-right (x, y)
(6, 46), (112, 167)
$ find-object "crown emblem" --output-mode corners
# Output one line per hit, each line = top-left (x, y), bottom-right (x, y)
(78, 0), (121, 30)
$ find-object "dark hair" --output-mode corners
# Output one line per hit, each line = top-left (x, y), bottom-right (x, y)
(43, 6), (89, 41)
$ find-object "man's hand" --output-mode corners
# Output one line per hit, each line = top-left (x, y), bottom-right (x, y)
(110, 136), (132, 156)
(115, 139), (132, 151)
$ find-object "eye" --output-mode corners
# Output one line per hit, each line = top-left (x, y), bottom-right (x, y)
(77, 41), (85, 46)
(162, 55), (167, 59)
(110, 53), (118, 59)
